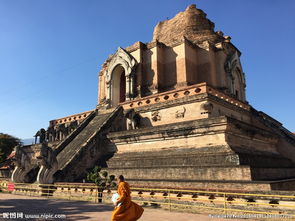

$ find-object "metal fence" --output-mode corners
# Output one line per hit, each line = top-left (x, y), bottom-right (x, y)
(1, 181), (295, 218)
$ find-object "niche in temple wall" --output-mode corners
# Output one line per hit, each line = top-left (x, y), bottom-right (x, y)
(224, 50), (246, 102)
(104, 47), (137, 107)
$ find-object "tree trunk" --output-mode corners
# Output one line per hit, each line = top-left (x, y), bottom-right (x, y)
(97, 188), (103, 203)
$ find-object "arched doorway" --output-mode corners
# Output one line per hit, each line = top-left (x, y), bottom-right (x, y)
(103, 47), (137, 108)
(111, 65), (126, 107)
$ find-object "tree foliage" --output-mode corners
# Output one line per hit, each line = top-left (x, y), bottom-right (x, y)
(87, 166), (116, 189)
(0, 133), (21, 163)
(86, 166), (116, 203)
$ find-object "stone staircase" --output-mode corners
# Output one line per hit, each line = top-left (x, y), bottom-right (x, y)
(37, 106), (123, 183)
(57, 113), (114, 170)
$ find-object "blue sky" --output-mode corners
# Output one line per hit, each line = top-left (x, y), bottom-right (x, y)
(0, 0), (294, 139)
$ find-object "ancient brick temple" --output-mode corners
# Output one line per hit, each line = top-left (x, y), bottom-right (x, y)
(10, 5), (295, 191)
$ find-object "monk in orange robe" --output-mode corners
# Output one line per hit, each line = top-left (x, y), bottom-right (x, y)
(111, 175), (144, 221)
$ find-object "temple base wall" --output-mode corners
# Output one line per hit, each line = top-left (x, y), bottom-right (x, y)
(106, 115), (295, 191)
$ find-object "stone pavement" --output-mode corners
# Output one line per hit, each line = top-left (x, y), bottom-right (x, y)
(0, 193), (250, 220)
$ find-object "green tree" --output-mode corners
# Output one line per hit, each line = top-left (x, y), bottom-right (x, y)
(0, 133), (21, 163)
(87, 166), (116, 203)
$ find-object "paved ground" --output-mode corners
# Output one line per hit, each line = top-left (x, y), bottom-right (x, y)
(0, 193), (255, 220)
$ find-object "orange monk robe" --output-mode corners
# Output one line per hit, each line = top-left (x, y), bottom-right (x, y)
(111, 181), (144, 221)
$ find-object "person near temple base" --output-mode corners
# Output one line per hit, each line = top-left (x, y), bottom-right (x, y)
(111, 175), (144, 221)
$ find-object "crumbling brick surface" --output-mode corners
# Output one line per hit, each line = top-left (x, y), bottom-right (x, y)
(153, 4), (223, 45)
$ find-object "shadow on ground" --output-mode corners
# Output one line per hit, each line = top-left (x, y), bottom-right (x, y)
(0, 195), (113, 220)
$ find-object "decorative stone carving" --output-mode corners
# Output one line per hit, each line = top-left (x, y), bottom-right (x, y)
(34, 128), (46, 144)
(104, 47), (137, 106)
(224, 50), (246, 101)
(67, 120), (78, 134)
(11, 145), (35, 183)
(36, 142), (58, 184)
(125, 109), (141, 130)
(200, 102), (213, 115)
(175, 107), (186, 118)
(46, 126), (56, 142)
(136, 85), (141, 98)
(151, 111), (161, 122)
(54, 123), (67, 141)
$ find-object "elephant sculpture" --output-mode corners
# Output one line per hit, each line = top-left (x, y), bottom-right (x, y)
(125, 109), (141, 130)
(67, 120), (78, 134)
(46, 126), (56, 142)
(54, 123), (67, 141)
(34, 128), (46, 144)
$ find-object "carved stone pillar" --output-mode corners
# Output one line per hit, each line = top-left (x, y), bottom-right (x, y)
(106, 81), (111, 106)
(130, 73), (135, 99)
(126, 75), (131, 101)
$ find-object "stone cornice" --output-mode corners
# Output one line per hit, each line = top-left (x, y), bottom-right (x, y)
(108, 116), (228, 143)
(50, 110), (94, 126)
(120, 83), (250, 113)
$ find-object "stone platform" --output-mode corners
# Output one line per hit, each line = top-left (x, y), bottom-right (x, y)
(106, 115), (295, 192)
